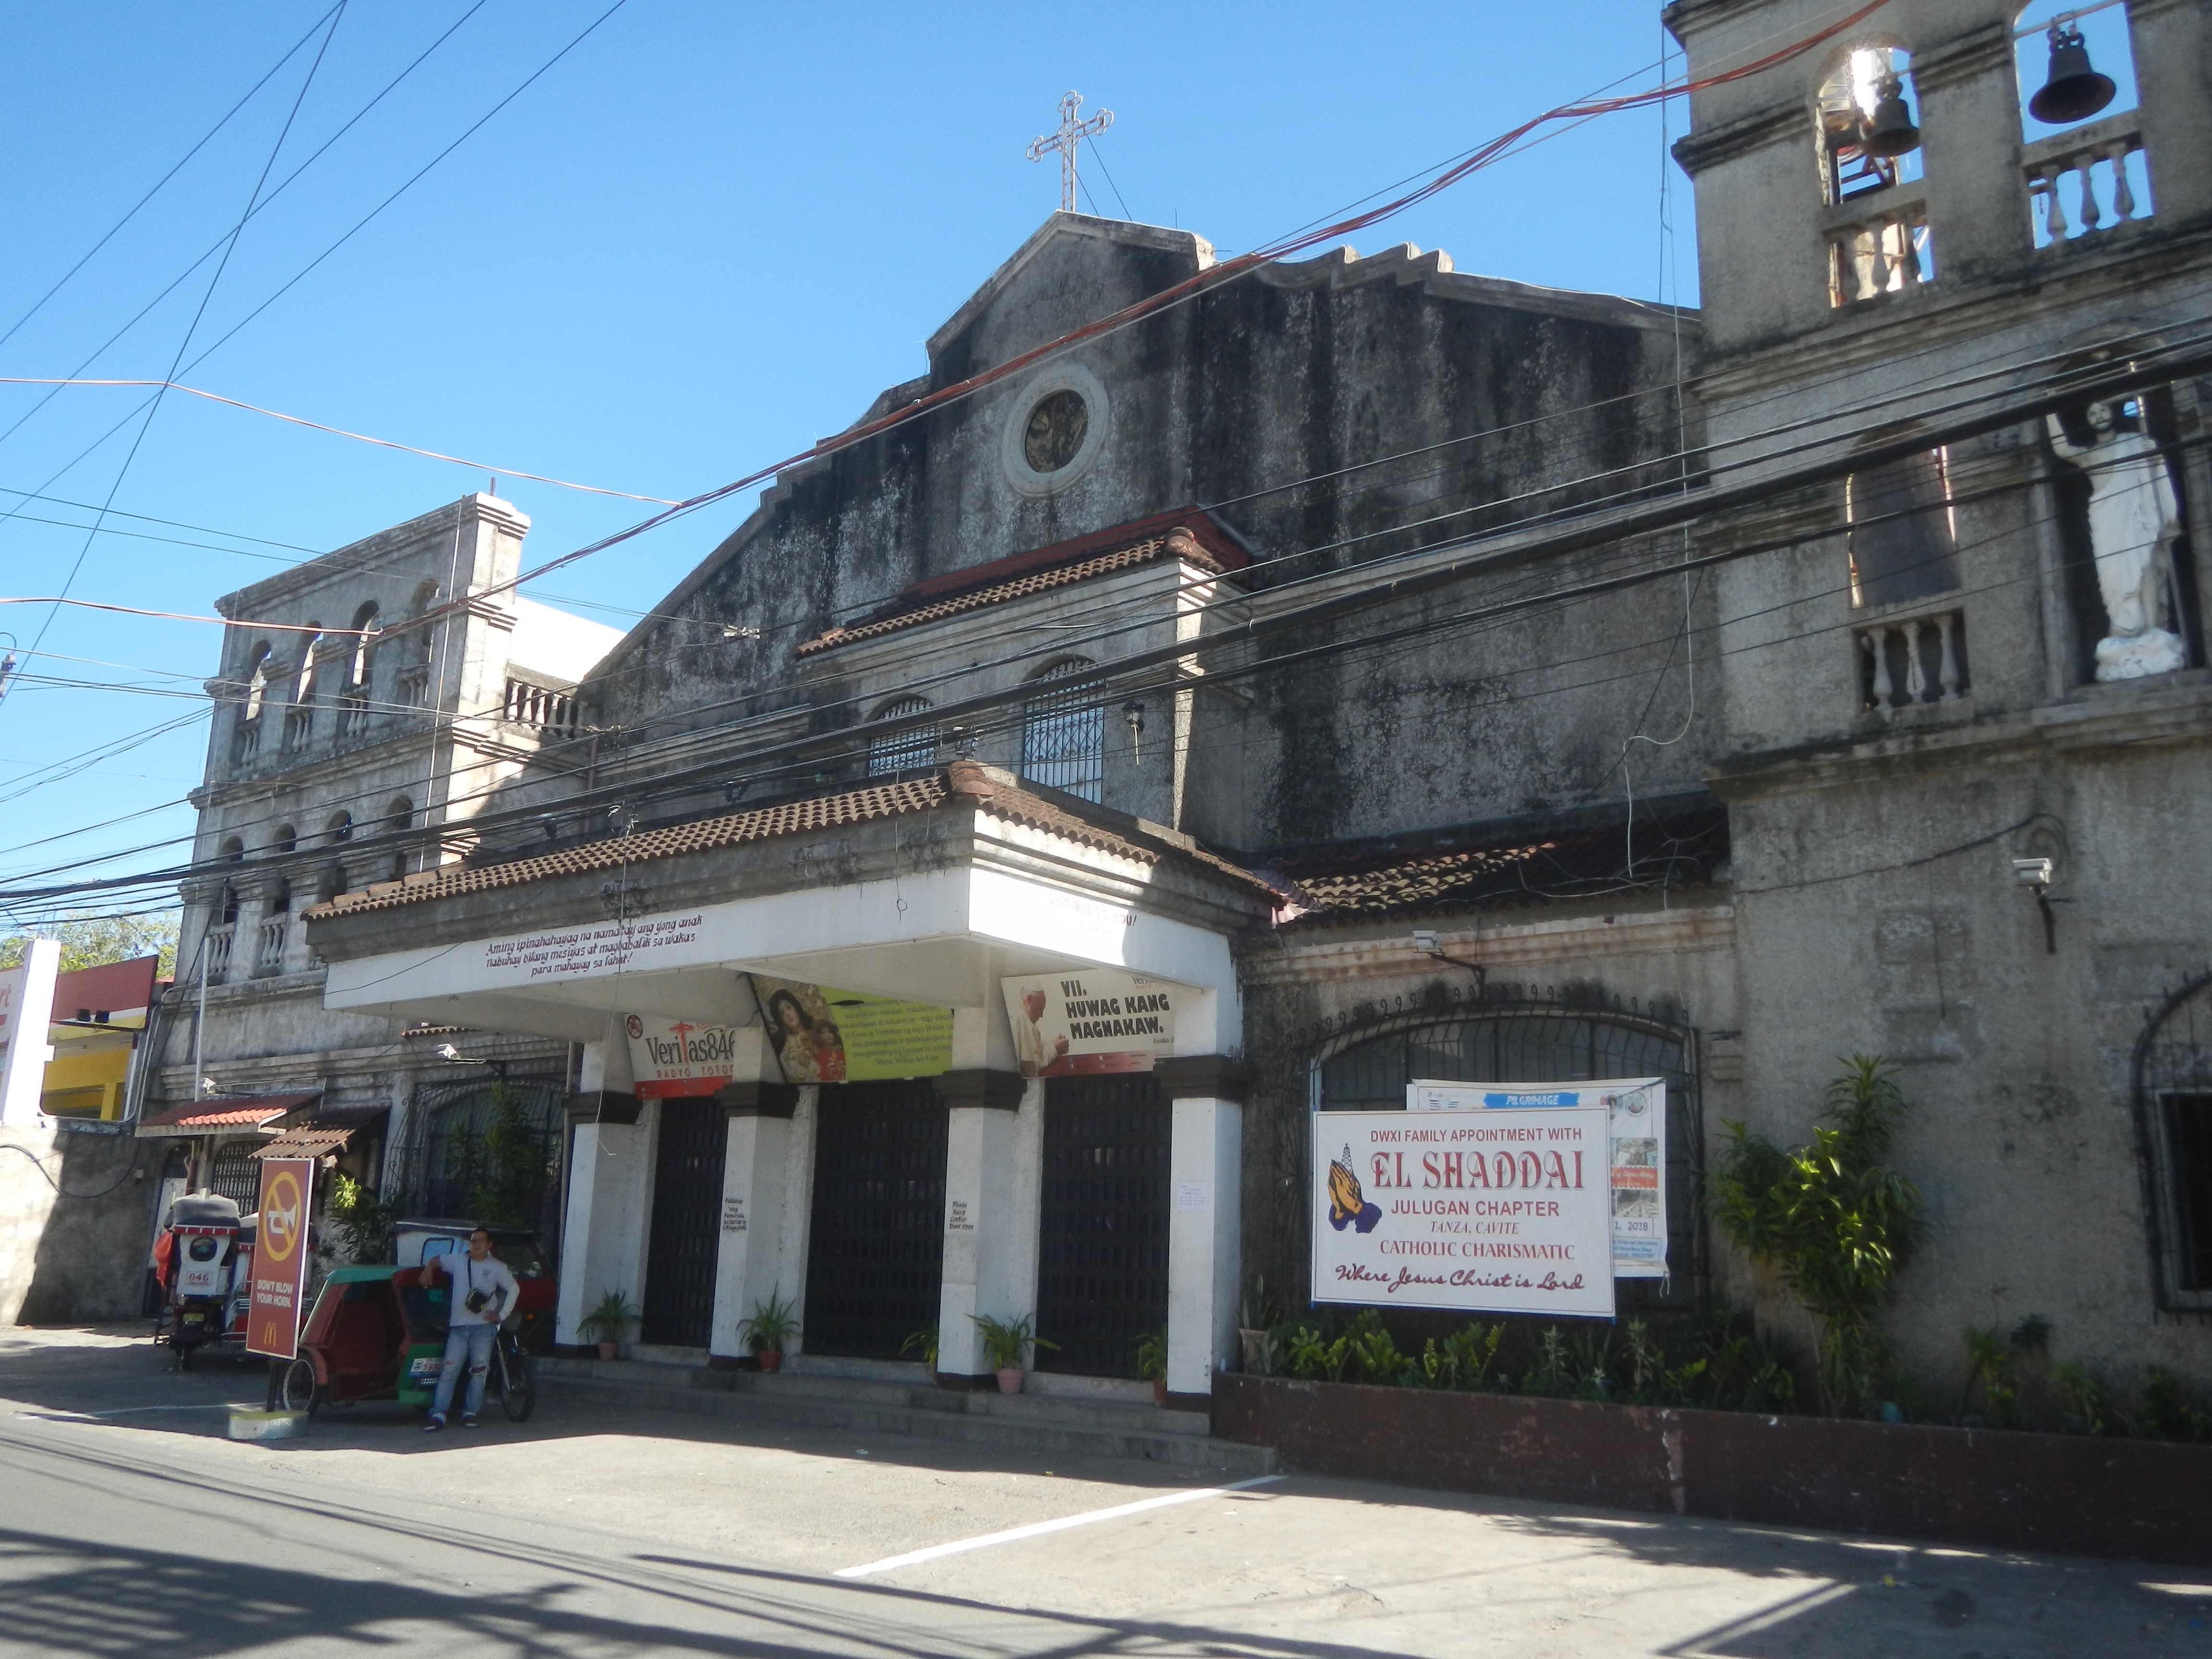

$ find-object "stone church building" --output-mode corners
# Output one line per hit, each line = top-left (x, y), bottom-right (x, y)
(175, 0), (2212, 1407)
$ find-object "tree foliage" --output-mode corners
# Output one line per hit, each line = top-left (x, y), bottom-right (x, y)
(1, 910), (179, 977)
(1714, 1055), (1923, 1416)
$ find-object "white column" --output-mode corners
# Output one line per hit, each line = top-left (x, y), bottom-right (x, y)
(554, 1107), (653, 1347)
(0, 937), (60, 1128)
(708, 1089), (796, 1360)
(781, 1084), (818, 1355)
(934, 1071), (1033, 1381)
(1166, 1092), (1242, 1399)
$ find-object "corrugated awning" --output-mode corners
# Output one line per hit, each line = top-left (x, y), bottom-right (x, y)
(250, 1126), (354, 1161)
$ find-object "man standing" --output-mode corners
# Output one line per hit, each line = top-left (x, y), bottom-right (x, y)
(420, 1228), (518, 1431)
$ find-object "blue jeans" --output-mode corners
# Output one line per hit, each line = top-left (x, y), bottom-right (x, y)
(431, 1322), (497, 1421)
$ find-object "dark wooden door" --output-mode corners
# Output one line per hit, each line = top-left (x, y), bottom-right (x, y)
(641, 1099), (728, 1347)
(1035, 1074), (1170, 1378)
(804, 1082), (948, 1358)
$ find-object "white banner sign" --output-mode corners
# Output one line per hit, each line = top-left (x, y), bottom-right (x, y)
(1409, 1077), (1669, 1278)
(1000, 968), (1178, 1077)
(625, 1013), (754, 1099)
(1311, 1107), (1615, 1318)
(0, 937), (60, 1128)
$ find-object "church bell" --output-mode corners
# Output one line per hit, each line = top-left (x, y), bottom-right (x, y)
(1860, 73), (1921, 158)
(2028, 23), (2116, 126)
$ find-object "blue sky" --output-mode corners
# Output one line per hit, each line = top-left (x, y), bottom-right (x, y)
(0, 0), (1695, 919)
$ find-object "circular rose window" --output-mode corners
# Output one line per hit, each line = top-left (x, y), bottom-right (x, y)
(1022, 389), (1089, 474)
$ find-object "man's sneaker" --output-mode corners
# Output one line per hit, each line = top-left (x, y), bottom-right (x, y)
(423, 1417), (445, 1432)
(462, 1415), (479, 1428)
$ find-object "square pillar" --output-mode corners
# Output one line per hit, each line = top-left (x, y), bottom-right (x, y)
(1161, 1056), (1248, 1402)
(933, 1070), (1033, 1382)
(707, 1084), (800, 1360)
(554, 1094), (650, 1348)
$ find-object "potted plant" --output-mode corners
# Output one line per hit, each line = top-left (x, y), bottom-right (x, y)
(739, 1290), (801, 1372)
(1137, 1329), (1169, 1407)
(1238, 1276), (1282, 1374)
(901, 1325), (939, 1384)
(971, 1312), (1058, 1394)
(577, 1289), (638, 1361)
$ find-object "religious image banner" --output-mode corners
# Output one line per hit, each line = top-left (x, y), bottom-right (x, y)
(1311, 1108), (1614, 1320)
(999, 969), (1178, 1078)
(1408, 1078), (1669, 1279)
(749, 977), (954, 1084)
(625, 1013), (750, 1099)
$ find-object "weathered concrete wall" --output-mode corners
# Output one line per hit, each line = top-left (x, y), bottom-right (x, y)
(2, 1124), (158, 1324)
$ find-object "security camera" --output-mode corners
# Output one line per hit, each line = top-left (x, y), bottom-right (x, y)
(2011, 857), (2054, 890)
(1411, 930), (1443, 956)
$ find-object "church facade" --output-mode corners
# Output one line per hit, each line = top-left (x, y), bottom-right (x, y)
(292, 0), (2212, 1407)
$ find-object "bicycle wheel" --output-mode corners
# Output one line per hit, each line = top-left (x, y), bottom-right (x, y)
(278, 1356), (321, 1416)
(497, 1344), (535, 1422)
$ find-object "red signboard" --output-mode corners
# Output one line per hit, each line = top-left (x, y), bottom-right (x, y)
(246, 1157), (314, 1360)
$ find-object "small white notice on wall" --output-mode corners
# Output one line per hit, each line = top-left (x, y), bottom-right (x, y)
(721, 1198), (746, 1233)
(947, 1199), (975, 1232)
(1175, 1181), (1210, 1214)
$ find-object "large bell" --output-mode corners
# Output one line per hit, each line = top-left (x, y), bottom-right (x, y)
(2029, 23), (2116, 125)
(1861, 73), (1921, 158)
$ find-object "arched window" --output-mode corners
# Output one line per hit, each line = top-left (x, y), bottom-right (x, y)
(290, 627), (324, 705)
(1315, 1005), (1702, 1305)
(2015, 1), (2150, 245)
(216, 837), (245, 925)
(241, 643), (273, 721)
(866, 696), (937, 777)
(348, 601), (380, 686)
(1021, 658), (1104, 803)
(1816, 46), (1931, 304)
(326, 811), (353, 844)
(386, 796), (414, 883)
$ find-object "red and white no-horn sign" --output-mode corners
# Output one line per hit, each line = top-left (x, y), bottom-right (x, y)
(246, 1157), (315, 1360)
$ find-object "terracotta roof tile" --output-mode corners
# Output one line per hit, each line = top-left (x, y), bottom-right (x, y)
(138, 1092), (320, 1131)
(306, 764), (1278, 921)
(308, 776), (950, 919)
(798, 525), (1228, 658)
(1274, 808), (1729, 922)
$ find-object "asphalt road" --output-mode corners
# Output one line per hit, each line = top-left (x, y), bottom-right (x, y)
(0, 1324), (2205, 1658)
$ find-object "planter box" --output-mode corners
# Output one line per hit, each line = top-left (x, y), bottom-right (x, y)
(1213, 1373), (2212, 1566)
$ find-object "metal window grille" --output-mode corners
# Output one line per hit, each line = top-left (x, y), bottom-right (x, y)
(641, 1100), (729, 1346)
(1314, 1008), (1703, 1309)
(803, 1082), (948, 1358)
(2135, 972), (2212, 1310)
(1020, 658), (1104, 803)
(1034, 1075), (1170, 1378)
(866, 697), (937, 777)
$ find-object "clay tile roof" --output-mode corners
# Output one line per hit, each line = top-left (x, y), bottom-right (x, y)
(798, 521), (1232, 658)
(1274, 807), (1730, 922)
(308, 775), (950, 920)
(138, 1092), (321, 1131)
(306, 764), (1278, 921)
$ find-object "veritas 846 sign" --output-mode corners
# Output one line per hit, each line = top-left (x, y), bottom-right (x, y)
(1311, 1108), (1615, 1319)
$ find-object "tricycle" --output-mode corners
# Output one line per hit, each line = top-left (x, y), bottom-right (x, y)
(152, 1194), (250, 1368)
(276, 1264), (540, 1421)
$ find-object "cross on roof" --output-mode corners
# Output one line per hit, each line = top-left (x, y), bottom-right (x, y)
(1025, 91), (1113, 214)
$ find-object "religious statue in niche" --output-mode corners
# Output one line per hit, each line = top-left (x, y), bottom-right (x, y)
(2047, 400), (2186, 681)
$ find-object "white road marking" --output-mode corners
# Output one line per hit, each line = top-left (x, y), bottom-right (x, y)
(17, 1402), (248, 1420)
(833, 1473), (1282, 1578)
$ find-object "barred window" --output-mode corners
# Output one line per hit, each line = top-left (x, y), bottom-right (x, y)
(866, 696), (937, 777)
(1021, 658), (1104, 803)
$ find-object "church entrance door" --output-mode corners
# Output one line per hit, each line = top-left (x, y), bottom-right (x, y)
(1035, 1074), (1170, 1378)
(804, 1081), (948, 1358)
(641, 1099), (729, 1348)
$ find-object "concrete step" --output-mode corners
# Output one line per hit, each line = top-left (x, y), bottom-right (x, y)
(539, 1358), (1274, 1476)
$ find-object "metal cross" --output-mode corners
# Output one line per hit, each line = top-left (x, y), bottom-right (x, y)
(1026, 90), (1113, 214)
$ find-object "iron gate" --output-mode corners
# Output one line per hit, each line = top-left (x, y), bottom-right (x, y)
(804, 1082), (947, 1358)
(1035, 1074), (1171, 1378)
(1313, 998), (1705, 1308)
(641, 1099), (729, 1347)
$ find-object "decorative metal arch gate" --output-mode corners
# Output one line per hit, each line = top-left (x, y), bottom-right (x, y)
(1307, 982), (1706, 1309)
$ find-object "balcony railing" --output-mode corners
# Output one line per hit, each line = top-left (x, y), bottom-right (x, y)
(280, 706), (313, 753)
(1827, 198), (1931, 307)
(204, 924), (235, 985)
(337, 690), (372, 739)
(2026, 116), (2151, 249)
(1857, 606), (1969, 716)
(252, 916), (289, 977)
(503, 677), (579, 738)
